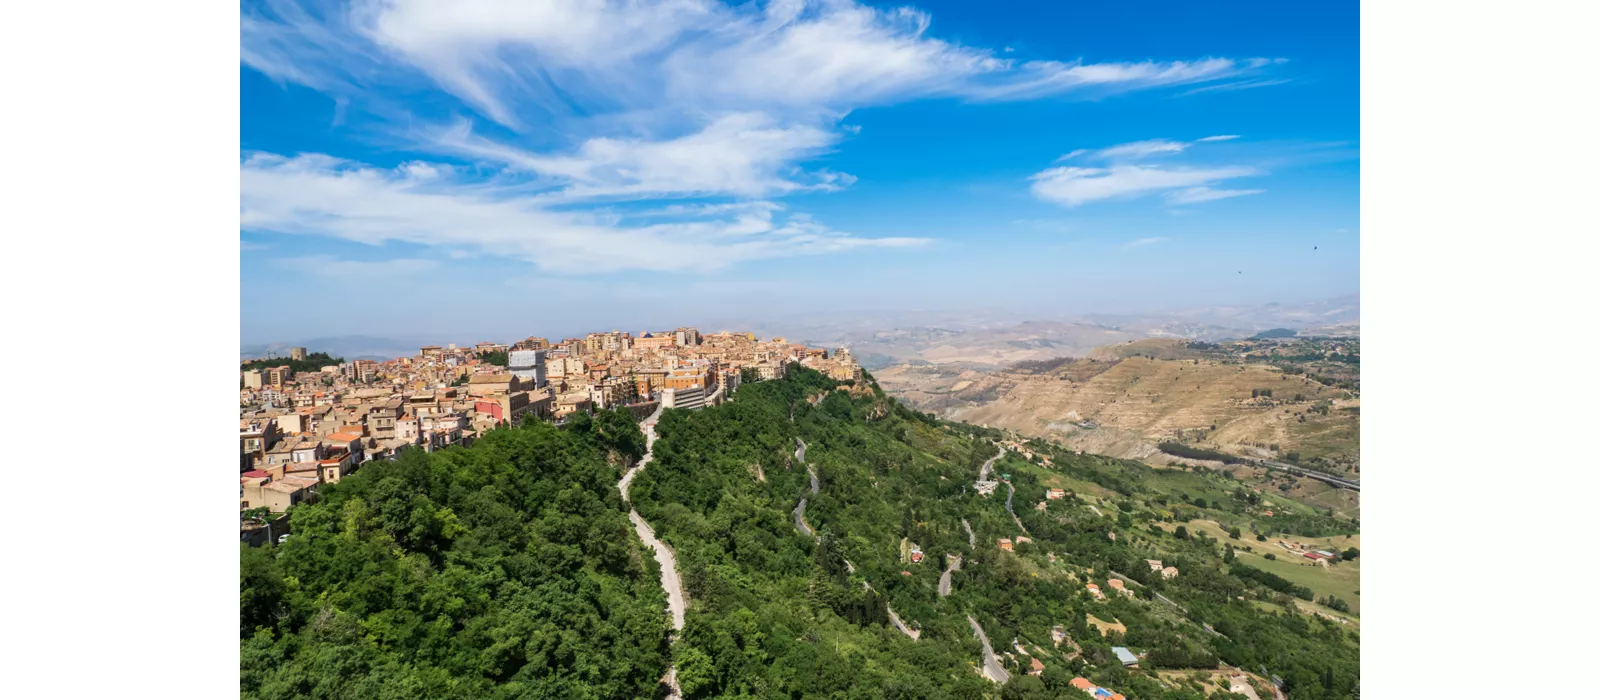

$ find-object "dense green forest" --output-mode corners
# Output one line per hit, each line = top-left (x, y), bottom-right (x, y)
(243, 368), (1358, 699)
(241, 351), (344, 375)
(240, 409), (669, 699)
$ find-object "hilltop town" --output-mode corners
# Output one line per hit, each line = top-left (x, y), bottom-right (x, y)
(239, 328), (861, 540)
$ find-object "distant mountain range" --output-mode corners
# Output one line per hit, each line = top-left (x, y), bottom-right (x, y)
(786, 295), (1360, 370)
(240, 335), (447, 362)
(241, 294), (1358, 366)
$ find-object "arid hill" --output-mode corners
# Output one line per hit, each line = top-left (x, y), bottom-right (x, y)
(875, 338), (1360, 479)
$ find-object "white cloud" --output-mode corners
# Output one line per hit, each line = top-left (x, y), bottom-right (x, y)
(1180, 78), (1292, 97)
(1094, 138), (1190, 160)
(1165, 186), (1264, 205)
(244, 0), (1281, 127)
(1030, 164), (1258, 207)
(430, 112), (849, 199)
(1033, 134), (1264, 207)
(273, 255), (441, 278)
(240, 152), (926, 275)
(1122, 237), (1170, 249)
(240, 1), (1287, 270)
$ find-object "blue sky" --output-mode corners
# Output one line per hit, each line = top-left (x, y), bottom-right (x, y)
(241, 0), (1358, 344)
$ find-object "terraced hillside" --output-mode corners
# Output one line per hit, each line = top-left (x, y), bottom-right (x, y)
(876, 339), (1360, 480)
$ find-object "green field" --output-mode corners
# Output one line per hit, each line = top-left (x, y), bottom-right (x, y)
(1185, 519), (1361, 615)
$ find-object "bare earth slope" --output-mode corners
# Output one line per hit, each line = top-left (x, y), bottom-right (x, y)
(876, 340), (1359, 479)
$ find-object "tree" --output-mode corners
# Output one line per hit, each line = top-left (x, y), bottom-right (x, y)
(1228, 526), (1242, 539)
(1342, 547), (1360, 560)
(477, 349), (508, 367)
(1001, 674), (1051, 700)
(1174, 525), (1189, 540)
(675, 645), (716, 698)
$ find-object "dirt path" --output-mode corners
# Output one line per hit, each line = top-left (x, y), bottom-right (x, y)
(617, 405), (684, 699)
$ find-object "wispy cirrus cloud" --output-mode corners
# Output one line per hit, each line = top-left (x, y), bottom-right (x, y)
(1181, 78), (1293, 97)
(272, 255), (441, 278)
(1122, 237), (1170, 249)
(1166, 186), (1264, 205)
(1031, 164), (1259, 207)
(1031, 134), (1265, 207)
(244, 1), (1282, 127)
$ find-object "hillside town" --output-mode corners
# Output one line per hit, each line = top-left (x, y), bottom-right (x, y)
(240, 328), (861, 542)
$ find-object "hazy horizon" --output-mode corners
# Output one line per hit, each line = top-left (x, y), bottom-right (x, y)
(241, 291), (1359, 357)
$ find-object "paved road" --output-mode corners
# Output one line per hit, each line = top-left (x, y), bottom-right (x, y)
(1253, 458), (1360, 491)
(939, 555), (962, 597)
(795, 437), (807, 464)
(967, 615), (1010, 684)
(977, 445), (1003, 482)
(1004, 483), (1029, 535)
(962, 519), (975, 549)
(888, 605), (921, 640)
(794, 498), (813, 538)
(616, 404), (683, 698)
(807, 466), (819, 495)
(1087, 504), (1104, 517)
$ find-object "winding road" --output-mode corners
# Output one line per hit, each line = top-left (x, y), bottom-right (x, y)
(1253, 458), (1360, 491)
(793, 498), (813, 538)
(938, 555), (962, 597)
(977, 445), (1003, 482)
(790, 433), (917, 641)
(962, 519), (975, 549)
(617, 404), (686, 699)
(793, 437), (818, 537)
(1004, 483), (1029, 535)
(968, 615), (1010, 684)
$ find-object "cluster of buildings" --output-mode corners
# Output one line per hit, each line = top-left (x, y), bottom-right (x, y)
(1145, 559), (1180, 580)
(239, 328), (862, 537)
(1277, 540), (1338, 561)
(1070, 677), (1127, 700)
(1086, 578), (1136, 600)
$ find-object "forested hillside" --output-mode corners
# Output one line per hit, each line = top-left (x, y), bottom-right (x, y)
(242, 368), (1358, 699)
(240, 409), (669, 699)
(630, 367), (1358, 699)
